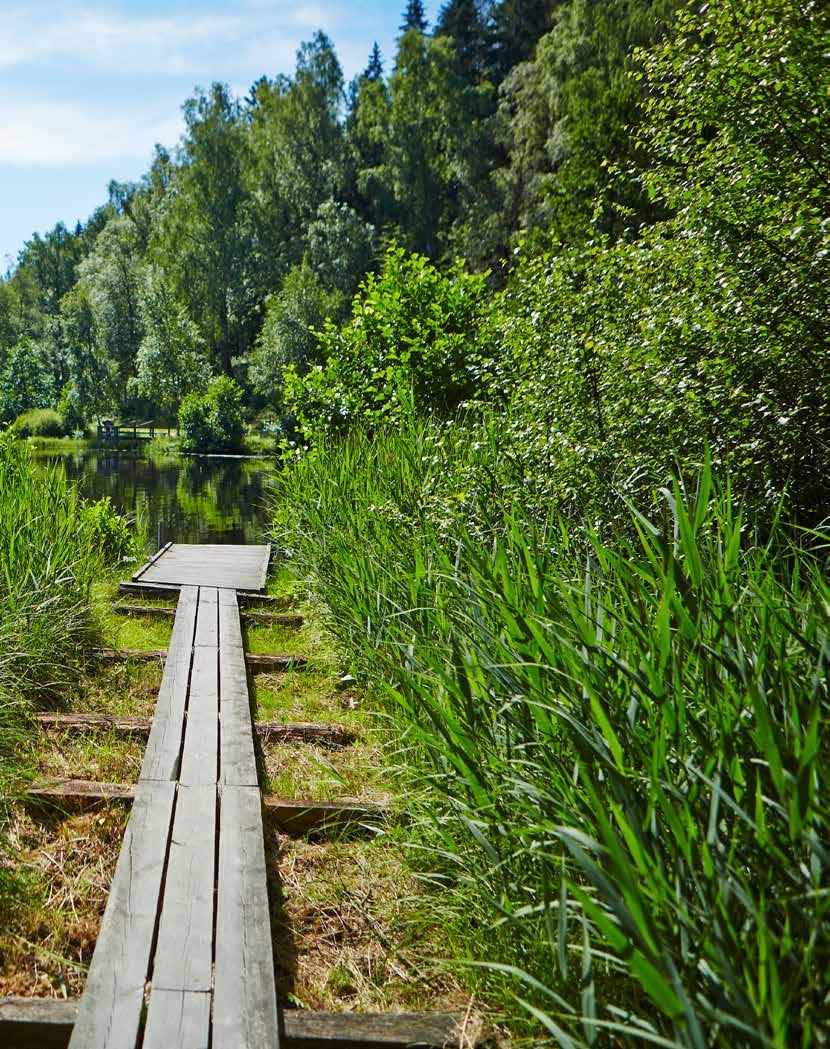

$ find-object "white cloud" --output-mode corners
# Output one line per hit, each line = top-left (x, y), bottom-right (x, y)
(0, 2), (347, 79)
(1, 96), (183, 165)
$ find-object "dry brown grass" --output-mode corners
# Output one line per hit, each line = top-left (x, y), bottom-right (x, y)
(0, 805), (125, 997)
(267, 828), (472, 1016)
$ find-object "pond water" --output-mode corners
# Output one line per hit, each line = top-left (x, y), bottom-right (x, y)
(32, 447), (277, 549)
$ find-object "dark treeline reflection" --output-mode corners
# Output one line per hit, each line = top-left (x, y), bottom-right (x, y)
(33, 449), (275, 547)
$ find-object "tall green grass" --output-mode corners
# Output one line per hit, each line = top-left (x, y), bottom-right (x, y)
(274, 422), (828, 1048)
(0, 432), (136, 906)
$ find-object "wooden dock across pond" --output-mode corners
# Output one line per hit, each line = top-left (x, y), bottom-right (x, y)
(69, 545), (279, 1049)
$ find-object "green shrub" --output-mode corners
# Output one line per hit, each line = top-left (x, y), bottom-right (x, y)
(179, 375), (245, 453)
(11, 408), (66, 438)
(80, 496), (135, 562)
(57, 382), (86, 436)
(274, 425), (829, 1047)
(283, 247), (495, 445)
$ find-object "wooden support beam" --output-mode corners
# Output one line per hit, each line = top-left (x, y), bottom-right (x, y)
(0, 999), (469, 1049)
(36, 713), (356, 746)
(119, 580), (287, 608)
(93, 647), (308, 671)
(111, 603), (304, 626)
(26, 780), (388, 833)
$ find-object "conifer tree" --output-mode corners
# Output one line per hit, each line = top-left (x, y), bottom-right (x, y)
(436, 0), (487, 80)
(400, 0), (429, 34)
(365, 42), (384, 81)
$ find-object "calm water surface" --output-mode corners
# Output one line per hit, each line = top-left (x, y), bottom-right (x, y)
(33, 448), (277, 548)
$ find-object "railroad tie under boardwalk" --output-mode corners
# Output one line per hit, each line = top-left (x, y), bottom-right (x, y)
(94, 647), (309, 671)
(112, 603), (304, 626)
(26, 778), (389, 833)
(35, 713), (357, 745)
(0, 999), (469, 1049)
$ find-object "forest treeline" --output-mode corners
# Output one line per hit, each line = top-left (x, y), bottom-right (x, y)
(1, 0), (677, 429)
(2, 1), (828, 1043)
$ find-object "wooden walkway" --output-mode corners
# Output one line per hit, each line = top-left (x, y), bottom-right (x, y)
(69, 580), (279, 1048)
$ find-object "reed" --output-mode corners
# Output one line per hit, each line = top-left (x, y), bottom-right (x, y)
(274, 421), (828, 1047)
(0, 433), (135, 907)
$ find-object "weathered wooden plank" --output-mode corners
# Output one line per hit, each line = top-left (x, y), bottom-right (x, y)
(27, 781), (388, 832)
(36, 713), (154, 735)
(131, 541), (173, 582)
(152, 784), (216, 994)
(68, 781), (175, 1049)
(143, 989), (211, 1049)
(194, 587), (219, 648)
(179, 645), (218, 787)
(214, 785), (279, 1049)
(94, 647), (308, 671)
(0, 997), (76, 1049)
(263, 796), (388, 834)
(0, 1000), (469, 1049)
(218, 588), (245, 649)
(140, 585), (198, 783)
(255, 721), (355, 745)
(282, 1010), (466, 1049)
(119, 579), (287, 607)
(27, 778), (135, 808)
(111, 603), (303, 626)
(220, 646), (258, 787)
(139, 544), (271, 591)
(35, 713), (355, 745)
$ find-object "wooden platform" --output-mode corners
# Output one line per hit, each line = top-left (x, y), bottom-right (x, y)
(68, 584), (279, 1048)
(133, 542), (271, 591)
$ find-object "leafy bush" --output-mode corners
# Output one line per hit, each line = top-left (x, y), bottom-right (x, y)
(249, 262), (345, 402)
(57, 382), (86, 436)
(0, 340), (54, 424)
(179, 375), (245, 453)
(274, 424), (829, 1047)
(11, 408), (66, 438)
(283, 247), (495, 445)
(80, 496), (135, 562)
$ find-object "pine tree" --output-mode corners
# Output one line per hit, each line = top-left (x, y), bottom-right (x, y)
(400, 0), (429, 34)
(489, 0), (554, 78)
(436, 0), (487, 80)
(365, 42), (384, 81)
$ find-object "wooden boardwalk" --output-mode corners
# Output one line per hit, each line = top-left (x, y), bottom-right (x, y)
(133, 542), (271, 591)
(69, 575), (279, 1048)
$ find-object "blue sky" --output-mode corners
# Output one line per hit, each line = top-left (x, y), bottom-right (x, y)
(1, 0), (442, 271)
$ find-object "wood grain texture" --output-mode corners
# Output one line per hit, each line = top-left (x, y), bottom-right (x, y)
(36, 713), (354, 745)
(27, 782), (388, 834)
(0, 1000), (468, 1049)
(140, 586), (197, 783)
(119, 580), (285, 607)
(218, 588), (245, 650)
(194, 587), (219, 648)
(220, 653), (258, 787)
(179, 644), (218, 787)
(131, 541), (173, 582)
(139, 544), (271, 591)
(214, 785), (279, 1049)
(36, 713), (154, 735)
(143, 989), (211, 1049)
(111, 604), (303, 626)
(152, 784), (216, 994)
(93, 647), (308, 671)
(67, 781), (175, 1049)
(282, 1010), (465, 1049)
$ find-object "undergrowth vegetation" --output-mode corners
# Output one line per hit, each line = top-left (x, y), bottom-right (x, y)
(275, 429), (828, 1047)
(272, 2), (828, 1043)
(0, 433), (137, 909)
